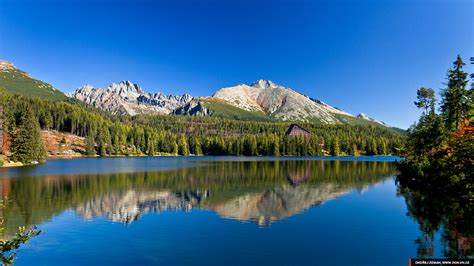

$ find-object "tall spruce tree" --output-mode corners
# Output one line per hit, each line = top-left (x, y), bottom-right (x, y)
(469, 57), (474, 121)
(10, 107), (46, 164)
(332, 136), (340, 156)
(189, 136), (202, 155)
(410, 87), (446, 155)
(85, 133), (96, 156)
(177, 135), (189, 156)
(97, 125), (111, 156)
(440, 55), (470, 131)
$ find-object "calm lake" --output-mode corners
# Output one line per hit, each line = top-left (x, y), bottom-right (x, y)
(0, 156), (471, 265)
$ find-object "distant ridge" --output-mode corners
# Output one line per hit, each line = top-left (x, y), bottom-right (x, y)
(0, 60), (396, 128)
(68, 79), (394, 127)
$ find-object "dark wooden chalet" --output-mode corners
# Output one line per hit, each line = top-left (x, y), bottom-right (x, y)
(285, 124), (311, 138)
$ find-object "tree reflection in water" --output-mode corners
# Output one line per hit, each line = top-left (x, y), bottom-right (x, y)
(0, 160), (395, 233)
(397, 180), (473, 259)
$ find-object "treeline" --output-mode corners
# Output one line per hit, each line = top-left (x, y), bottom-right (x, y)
(398, 55), (473, 195)
(0, 88), (405, 164)
(130, 114), (403, 155)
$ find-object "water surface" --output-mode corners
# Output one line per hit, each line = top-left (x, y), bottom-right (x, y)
(0, 157), (470, 265)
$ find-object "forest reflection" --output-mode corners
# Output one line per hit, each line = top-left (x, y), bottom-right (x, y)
(397, 180), (473, 259)
(0, 160), (396, 232)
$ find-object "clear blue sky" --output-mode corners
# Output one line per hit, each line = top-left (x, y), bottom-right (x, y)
(1, 0), (472, 128)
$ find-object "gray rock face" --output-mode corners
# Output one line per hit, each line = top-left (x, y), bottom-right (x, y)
(212, 79), (354, 123)
(173, 99), (213, 116)
(67, 81), (193, 115)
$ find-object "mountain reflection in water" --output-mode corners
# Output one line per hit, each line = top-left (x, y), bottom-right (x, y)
(0, 160), (396, 232)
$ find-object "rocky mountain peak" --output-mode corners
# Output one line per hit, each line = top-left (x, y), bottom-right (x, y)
(0, 60), (30, 78)
(0, 60), (16, 70)
(109, 80), (145, 97)
(78, 84), (95, 91)
(68, 85), (95, 97)
(212, 80), (355, 123)
(251, 79), (277, 89)
(178, 93), (193, 101)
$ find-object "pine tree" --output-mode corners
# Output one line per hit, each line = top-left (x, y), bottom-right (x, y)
(317, 137), (325, 156)
(269, 134), (280, 156)
(189, 136), (202, 155)
(85, 133), (96, 156)
(332, 136), (340, 156)
(194, 138), (202, 155)
(10, 108), (46, 164)
(469, 57), (474, 121)
(172, 140), (179, 155)
(177, 135), (189, 156)
(380, 139), (388, 155)
(112, 134), (121, 155)
(409, 87), (447, 155)
(97, 125), (111, 156)
(235, 138), (242, 156)
(440, 55), (470, 131)
(368, 138), (378, 155)
(248, 135), (258, 156)
(415, 87), (436, 116)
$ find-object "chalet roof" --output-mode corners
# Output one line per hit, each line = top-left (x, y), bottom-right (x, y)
(285, 124), (311, 135)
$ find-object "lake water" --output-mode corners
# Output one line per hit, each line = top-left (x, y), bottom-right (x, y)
(0, 156), (471, 265)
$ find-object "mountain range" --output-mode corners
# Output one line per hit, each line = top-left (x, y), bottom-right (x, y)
(67, 79), (391, 126)
(0, 59), (391, 127)
(67, 81), (193, 115)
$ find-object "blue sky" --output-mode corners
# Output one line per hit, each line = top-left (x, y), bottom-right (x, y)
(0, 0), (472, 128)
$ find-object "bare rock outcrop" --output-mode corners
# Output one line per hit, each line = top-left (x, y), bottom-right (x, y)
(212, 79), (354, 123)
(67, 81), (193, 115)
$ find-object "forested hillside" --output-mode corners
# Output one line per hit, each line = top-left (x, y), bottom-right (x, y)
(0, 87), (405, 164)
(0, 61), (67, 101)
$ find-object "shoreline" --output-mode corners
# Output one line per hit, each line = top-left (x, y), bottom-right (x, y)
(1, 154), (401, 168)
